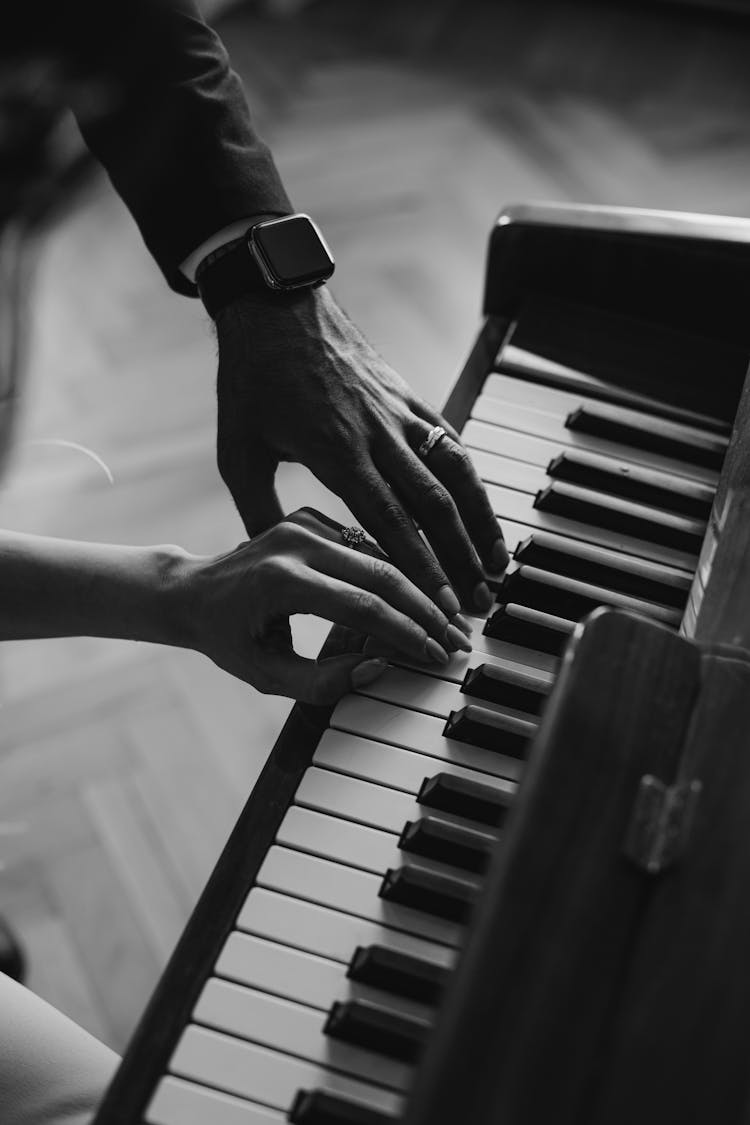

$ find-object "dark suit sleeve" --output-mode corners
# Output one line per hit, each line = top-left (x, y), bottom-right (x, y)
(65, 0), (292, 295)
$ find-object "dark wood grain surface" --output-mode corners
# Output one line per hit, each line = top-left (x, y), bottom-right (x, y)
(591, 649), (750, 1123)
(687, 364), (750, 651)
(404, 611), (702, 1125)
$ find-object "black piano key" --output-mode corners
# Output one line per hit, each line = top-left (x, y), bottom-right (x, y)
(495, 565), (584, 620)
(565, 402), (726, 471)
(418, 772), (513, 829)
(513, 531), (691, 608)
(461, 661), (550, 715)
(494, 565), (681, 627)
(546, 448), (714, 519)
(324, 998), (430, 1064)
(483, 603), (573, 656)
(534, 481), (705, 554)
(443, 704), (534, 758)
(380, 864), (479, 924)
(347, 943), (450, 1006)
(399, 816), (496, 875)
(290, 1088), (396, 1124)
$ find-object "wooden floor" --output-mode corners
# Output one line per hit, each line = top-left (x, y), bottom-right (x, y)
(2, 0), (750, 1053)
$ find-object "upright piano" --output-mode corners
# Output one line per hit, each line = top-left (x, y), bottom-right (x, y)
(92, 202), (750, 1125)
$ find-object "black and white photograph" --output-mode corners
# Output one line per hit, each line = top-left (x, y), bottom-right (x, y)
(2, 0), (750, 1122)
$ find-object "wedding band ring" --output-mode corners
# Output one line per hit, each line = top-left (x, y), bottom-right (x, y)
(341, 526), (367, 549)
(417, 425), (448, 460)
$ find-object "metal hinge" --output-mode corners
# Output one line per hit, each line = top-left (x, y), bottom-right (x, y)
(623, 774), (702, 875)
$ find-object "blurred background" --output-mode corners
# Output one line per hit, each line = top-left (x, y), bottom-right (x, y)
(1, 0), (750, 1053)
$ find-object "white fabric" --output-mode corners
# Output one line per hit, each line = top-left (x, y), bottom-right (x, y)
(180, 219), (251, 281)
(0, 974), (119, 1125)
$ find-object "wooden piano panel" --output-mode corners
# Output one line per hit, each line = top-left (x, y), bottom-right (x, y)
(405, 207), (750, 1125)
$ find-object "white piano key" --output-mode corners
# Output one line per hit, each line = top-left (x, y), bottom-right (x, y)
(467, 423), (716, 516)
(295, 767), (416, 834)
(470, 427), (719, 508)
(276, 805), (401, 876)
(193, 978), (411, 1092)
(355, 665), (541, 723)
(476, 511), (692, 587)
(354, 665), (475, 715)
(312, 729), (517, 801)
(393, 640), (557, 686)
(500, 562), (682, 626)
(467, 443), (714, 521)
(169, 1025), (404, 1116)
(436, 617), (559, 675)
(330, 696), (525, 782)
(466, 448), (545, 494)
(215, 931), (434, 1022)
(237, 887), (457, 970)
(483, 371), (729, 443)
(483, 479), (696, 570)
(471, 512), (553, 560)
(256, 846), (463, 948)
(295, 765), (497, 841)
(147, 1075), (285, 1125)
(466, 419), (590, 471)
(449, 631), (556, 687)
(277, 804), (477, 889)
(217, 932), (346, 1011)
(470, 396), (717, 484)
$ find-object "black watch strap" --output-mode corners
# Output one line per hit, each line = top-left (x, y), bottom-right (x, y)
(196, 236), (269, 318)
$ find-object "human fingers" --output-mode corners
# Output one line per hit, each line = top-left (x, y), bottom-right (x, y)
(290, 566), (452, 667)
(217, 433), (283, 537)
(257, 647), (388, 705)
(411, 401), (509, 576)
(332, 463), (463, 618)
(295, 527), (472, 654)
(376, 438), (493, 613)
(285, 507), (388, 561)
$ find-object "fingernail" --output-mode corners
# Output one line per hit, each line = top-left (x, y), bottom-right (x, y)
(437, 585), (461, 616)
(446, 623), (472, 653)
(473, 581), (493, 612)
(453, 613), (473, 638)
(490, 538), (510, 573)
(425, 637), (450, 665)
(351, 658), (389, 688)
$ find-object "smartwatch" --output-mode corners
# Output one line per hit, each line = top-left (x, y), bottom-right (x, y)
(196, 213), (335, 317)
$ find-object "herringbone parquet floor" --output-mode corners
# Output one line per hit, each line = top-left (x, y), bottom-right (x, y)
(2, 0), (750, 1053)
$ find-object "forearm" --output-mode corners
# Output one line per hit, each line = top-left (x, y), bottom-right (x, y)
(68, 0), (292, 294)
(0, 530), (190, 646)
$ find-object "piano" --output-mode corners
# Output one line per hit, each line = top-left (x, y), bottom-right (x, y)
(91, 202), (750, 1125)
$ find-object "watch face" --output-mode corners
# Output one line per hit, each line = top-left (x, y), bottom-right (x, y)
(250, 214), (335, 289)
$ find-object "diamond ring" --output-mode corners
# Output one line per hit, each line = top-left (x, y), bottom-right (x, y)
(341, 526), (367, 549)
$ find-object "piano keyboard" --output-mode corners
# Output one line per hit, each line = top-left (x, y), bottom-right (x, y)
(143, 350), (727, 1125)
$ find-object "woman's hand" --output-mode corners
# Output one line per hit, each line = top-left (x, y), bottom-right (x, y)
(178, 508), (472, 704)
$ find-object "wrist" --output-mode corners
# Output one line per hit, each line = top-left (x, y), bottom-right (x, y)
(151, 545), (205, 651)
(216, 278), (327, 323)
(0, 532), (200, 647)
(183, 214), (287, 283)
(197, 214), (334, 317)
(215, 285), (339, 383)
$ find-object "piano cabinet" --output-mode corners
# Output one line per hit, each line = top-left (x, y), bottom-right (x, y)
(91, 202), (750, 1125)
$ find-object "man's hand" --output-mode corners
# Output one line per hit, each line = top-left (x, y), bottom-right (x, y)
(215, 285), (508, 614)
